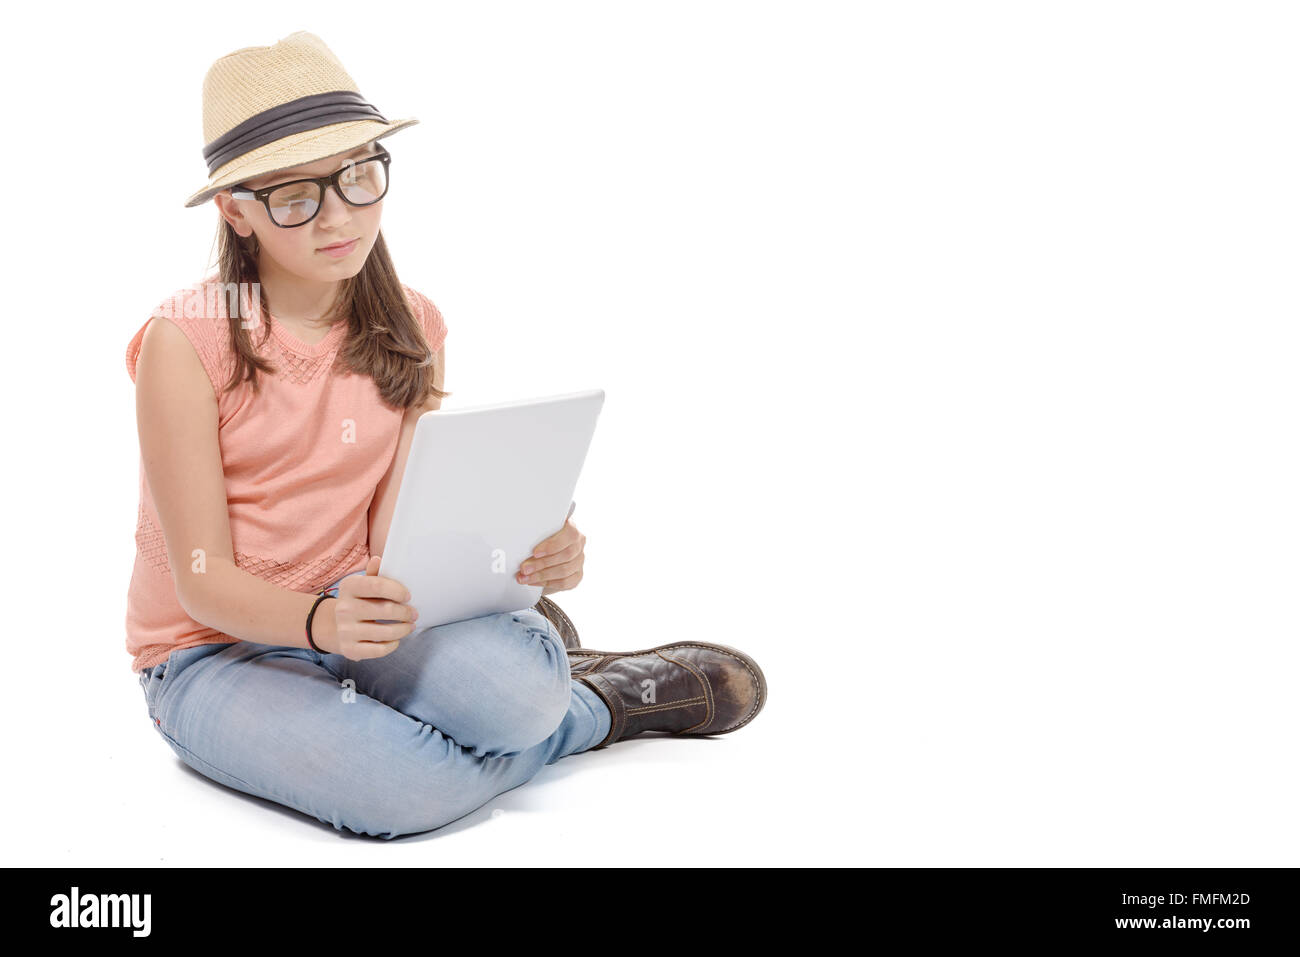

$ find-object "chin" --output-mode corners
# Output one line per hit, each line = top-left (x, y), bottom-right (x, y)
(334, 258), (368, 280)
(309, 255), (366, 279)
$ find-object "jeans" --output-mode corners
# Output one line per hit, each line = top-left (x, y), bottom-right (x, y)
(138, 568), (611, 839)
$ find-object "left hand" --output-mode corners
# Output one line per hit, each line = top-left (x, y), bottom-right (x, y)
(517, 516), (586, 597)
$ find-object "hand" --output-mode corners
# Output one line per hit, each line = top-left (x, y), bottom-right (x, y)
(517, 514), (586, 597)
(322, 555), (420, 661)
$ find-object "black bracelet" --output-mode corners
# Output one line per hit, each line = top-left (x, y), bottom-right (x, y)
(306, 593), (335, 654)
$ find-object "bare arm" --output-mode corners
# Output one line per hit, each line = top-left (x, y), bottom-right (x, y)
(133, 316), (342, 650)
(368, 342), (446, 555)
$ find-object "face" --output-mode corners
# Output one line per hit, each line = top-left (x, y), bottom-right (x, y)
(216, 141), (385, 281)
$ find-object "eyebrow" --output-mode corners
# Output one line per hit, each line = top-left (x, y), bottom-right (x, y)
(252, 146), (379, 188)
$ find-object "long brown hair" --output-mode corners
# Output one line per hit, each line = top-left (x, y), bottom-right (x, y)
(210, 218), (450, 410)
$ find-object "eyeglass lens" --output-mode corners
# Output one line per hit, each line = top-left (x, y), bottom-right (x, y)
(266, 156), (388, 227)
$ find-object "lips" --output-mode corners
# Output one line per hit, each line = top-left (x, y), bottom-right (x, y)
(318, 238), (359, 251)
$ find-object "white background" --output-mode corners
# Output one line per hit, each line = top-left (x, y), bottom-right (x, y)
(2, 1), (1297, 866)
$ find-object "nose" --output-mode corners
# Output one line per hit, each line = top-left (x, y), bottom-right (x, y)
(314, 183), (357, 229)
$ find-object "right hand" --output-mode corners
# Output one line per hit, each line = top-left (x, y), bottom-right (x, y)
(322, 555), (419, 661)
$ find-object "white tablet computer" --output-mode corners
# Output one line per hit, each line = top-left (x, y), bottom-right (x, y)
(377, 388), (605, 629)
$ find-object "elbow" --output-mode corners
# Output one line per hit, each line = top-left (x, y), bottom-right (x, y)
(174, 579), (206, 626)
(173, 564), (217, 626)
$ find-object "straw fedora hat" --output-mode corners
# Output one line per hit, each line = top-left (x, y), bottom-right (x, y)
(183, 31), (418, 208)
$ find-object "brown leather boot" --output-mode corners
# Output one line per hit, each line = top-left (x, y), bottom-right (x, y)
(533, 595), (581, 650)
(568, 642), (766, 749)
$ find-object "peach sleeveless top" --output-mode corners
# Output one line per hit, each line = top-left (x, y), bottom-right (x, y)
(123, 273), (447, 672)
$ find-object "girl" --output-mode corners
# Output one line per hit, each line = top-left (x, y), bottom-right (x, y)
(129, 31), (767, 840)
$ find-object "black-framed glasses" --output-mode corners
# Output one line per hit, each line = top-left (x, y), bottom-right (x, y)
(229, 145), (392, 228)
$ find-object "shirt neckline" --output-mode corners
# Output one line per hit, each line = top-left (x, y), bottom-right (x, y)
(198, 271), (349, 358)
(267, 312), (348, 358)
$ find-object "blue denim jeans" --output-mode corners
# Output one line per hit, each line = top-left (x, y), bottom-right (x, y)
(138, 568), (611, 839)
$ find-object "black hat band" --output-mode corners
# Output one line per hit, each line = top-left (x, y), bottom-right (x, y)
(203, 90), (389, 175)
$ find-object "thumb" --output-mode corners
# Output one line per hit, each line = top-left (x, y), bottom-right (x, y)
(366, 554), (383, 575)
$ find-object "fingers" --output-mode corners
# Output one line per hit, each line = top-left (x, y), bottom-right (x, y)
(526, 554), (585, 592)
(349, 638), (404, 661)
(540, 564), (584, 596)
(335, 595), (418, 624)
(354, 620), (416, 642)
(520, 542), (569, 578)
(530, 519), (581, 560)
(518, 527), (586, 584)
(334, 618), (416, 660)
(333, 558), (418, 660)
(341, 572), (412, 605)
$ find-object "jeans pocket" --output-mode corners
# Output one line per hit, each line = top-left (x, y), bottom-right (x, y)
(145, 649), (191, 725)
(141, 662), (166, 722)
(149, 642), (233, 726)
